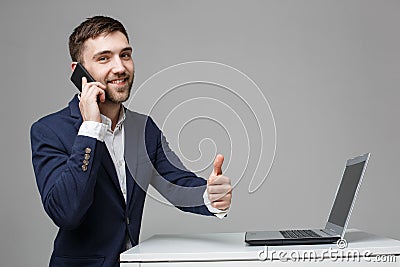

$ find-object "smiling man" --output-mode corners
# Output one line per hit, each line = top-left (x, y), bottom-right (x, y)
(30, 16), (232, 267)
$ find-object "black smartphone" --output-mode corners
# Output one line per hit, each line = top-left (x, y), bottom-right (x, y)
(70, 62), (96, 91)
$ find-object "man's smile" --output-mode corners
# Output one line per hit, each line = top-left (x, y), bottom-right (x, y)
(107, 77), (129, 86)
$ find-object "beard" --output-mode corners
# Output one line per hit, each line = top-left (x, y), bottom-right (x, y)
(104, 74), (134, 104)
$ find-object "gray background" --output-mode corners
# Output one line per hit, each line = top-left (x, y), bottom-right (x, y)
(1, 0), (399, 266)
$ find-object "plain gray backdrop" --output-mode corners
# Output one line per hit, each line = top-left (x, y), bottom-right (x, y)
(1, 1), (399, 266)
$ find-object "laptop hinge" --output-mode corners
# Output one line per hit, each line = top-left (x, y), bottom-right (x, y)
(321, 228), (338, 236)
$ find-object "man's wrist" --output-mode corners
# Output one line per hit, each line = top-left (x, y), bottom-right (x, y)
(203, 189), (229, 219)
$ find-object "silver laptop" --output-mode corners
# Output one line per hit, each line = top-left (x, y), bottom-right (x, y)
(245, 153), (370, 246)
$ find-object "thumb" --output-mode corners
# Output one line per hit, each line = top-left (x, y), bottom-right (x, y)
(212, 154), (224, 176)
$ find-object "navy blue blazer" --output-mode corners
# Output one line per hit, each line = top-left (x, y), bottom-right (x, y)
(30, 95), (213, 267)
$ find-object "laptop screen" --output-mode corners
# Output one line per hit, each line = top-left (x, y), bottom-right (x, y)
(327, 160), (366, 227)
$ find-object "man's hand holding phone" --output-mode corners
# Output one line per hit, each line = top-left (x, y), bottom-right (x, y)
(71, 62), (106, 123)
(79, 77), (106, 123)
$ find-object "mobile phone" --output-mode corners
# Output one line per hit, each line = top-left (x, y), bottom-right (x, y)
(70, 62), (96, 91)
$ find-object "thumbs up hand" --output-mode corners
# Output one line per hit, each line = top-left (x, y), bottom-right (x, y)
(207, 154), (232, 211)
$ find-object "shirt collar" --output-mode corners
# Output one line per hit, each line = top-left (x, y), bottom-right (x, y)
(77, 94), (126, 132)
(100, 106), (126, 132)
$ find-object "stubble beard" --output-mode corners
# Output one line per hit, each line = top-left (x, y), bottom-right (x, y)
(104, 76), (134, 104)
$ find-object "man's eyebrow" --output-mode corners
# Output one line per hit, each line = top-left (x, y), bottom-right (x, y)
(92, 50), (111, 59)
(121, 47), (133, 53)
(92, 47), (133, 59)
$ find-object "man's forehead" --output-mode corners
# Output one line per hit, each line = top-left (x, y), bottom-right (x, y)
(83, 32), (130, 55)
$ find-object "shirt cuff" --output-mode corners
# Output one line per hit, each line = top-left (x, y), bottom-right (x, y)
(203, 189), (229, 219)
(78, 121), (107, 142)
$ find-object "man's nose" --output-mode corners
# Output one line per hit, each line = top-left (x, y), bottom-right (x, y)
(112, 58), (125, 74)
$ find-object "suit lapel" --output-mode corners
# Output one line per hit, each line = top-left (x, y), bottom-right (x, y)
(68, 94), (84, 131)
(124, 109), (141, 208)
(101, 148), (126, 204)
(125, 165), (136, 210)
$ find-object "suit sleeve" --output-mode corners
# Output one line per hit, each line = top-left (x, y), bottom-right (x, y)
(30, 121), (106, 229)
(146, 117), (214, 216)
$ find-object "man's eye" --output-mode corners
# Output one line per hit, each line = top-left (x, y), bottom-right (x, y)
(121, 53), (131, 59)
(98, 57), (108, 62)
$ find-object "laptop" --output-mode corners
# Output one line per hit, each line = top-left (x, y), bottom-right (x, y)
(245, 153), (370, 246)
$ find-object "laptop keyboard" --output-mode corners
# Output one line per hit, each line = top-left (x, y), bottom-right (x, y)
(280, 229), (322, 239)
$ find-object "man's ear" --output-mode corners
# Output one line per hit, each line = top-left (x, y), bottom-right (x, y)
(71, 62), (78, 71)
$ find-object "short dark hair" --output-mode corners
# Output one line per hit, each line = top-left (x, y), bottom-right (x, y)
(69, 15), (129, 63)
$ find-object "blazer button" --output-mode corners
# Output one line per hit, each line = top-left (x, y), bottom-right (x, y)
(82, 165), (88, 172)
(85, 147), (92, 154)
(126, 217), (130, 225)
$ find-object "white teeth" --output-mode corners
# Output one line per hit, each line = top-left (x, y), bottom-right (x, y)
(111, 79), (124, 84)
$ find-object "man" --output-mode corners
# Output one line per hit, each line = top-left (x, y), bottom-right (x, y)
(30, 16), (232, 267)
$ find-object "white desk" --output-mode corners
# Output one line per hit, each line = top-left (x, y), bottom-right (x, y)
(120, 230), (400, 266)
